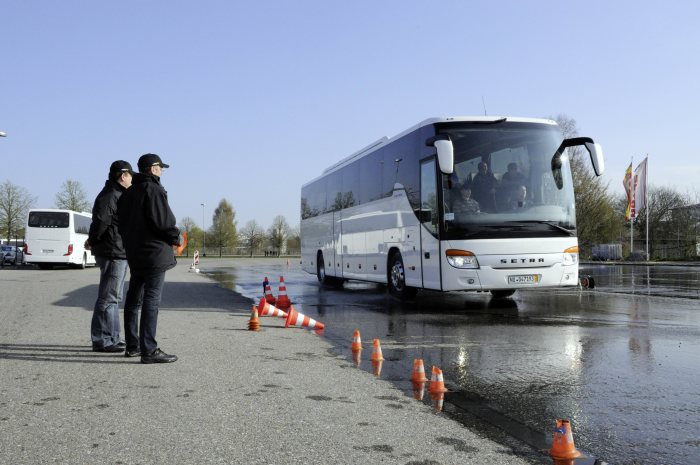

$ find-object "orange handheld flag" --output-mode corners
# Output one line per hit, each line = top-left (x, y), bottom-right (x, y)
(174, 231), (188, 256)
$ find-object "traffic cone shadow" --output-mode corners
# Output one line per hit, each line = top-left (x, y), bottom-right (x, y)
(372, 359), (383, 377)
(430, 391), (444, 412)
(257, 298), (288, 318)
(351, 330), (362, 352)
(549, 419), (581, 460)
(248, 307), (261, 332)
(276, 276), (291, 310)
(412, 381), (425, 401)
(352, 349), (362, 368)
(284, 305), (325, 331)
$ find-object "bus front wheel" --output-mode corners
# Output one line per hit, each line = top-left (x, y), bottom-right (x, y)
(388, 252), (417, 300)
(317, 252), (342, 287)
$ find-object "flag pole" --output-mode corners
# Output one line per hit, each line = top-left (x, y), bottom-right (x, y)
(645, 155), (649, 261)
(630, 156), (634, 257)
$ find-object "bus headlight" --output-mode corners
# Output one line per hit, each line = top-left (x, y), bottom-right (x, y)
(563, 246), (579, 266)
(446, 249), (479, 269)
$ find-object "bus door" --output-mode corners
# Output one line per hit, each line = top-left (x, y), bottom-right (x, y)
(420, 159), (441, 290)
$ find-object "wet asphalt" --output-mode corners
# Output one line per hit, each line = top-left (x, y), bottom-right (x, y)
(204, 259), (700, 465)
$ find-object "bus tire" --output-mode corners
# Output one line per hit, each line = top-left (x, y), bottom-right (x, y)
(491, 289), (516, 299)
(388, 252), (417, 300)
(317, 252), (342, 287)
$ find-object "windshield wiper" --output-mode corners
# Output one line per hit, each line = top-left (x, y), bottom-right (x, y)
(516, 220), (575, 236)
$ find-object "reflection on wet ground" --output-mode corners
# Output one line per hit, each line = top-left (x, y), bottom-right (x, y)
(205, 262), (700, 465)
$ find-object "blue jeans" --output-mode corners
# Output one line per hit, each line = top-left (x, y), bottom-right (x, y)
(123, 269), (166, 355)
(91, 257), (128, 348)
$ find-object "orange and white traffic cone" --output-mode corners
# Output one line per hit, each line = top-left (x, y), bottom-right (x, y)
(276, 276), (291, 310)
(256, 298), (288, 318)
(263, 277), (276, 305)
(284, 305), (325, 330)
(248, 307), (260, 331)
(410, 358), (428, 383)
(549, 419), (581, 460)
(351, 330), (362, 352)
(427, 366), (448, 394)
(370, 339), (384, 362)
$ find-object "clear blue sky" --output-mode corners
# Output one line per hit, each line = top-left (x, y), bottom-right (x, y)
(2, 1), (699, 230)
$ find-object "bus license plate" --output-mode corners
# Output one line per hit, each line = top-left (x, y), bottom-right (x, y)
(508, 274), (538, 284)
(43, 249), (54, 253)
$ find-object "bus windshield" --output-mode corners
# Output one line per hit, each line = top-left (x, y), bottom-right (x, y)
(439, 122), (576, 240)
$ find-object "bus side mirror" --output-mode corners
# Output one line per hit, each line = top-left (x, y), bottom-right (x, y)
(584, 142), (605, 176)
(426, 135), (454, 174)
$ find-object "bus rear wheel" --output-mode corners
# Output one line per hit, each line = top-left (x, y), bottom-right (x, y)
(491, 289), (516, 299)
(388, 252), (417, 300)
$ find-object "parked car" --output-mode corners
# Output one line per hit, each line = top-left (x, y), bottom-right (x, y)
(1, 245), (22, 264)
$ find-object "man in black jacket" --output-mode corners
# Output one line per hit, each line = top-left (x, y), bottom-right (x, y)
(119, 153), (181, 363)
(87, 160), (133, 353)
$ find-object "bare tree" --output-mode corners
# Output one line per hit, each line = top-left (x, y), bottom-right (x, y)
(551, 114), (622, 257)
(286, 225), (301, 254)
(635, 186), (693, 258)
(0, 181), (36, 242)
(178, 216), (201, 257)
(239, 220), (266, 257)
(267, 215), (290, 254)
(55, 180), (91, 212)
(209, 199), (238, 256)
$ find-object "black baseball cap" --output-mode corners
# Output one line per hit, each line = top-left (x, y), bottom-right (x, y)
(109, 160), (133, 174)
(138, 153), (170, 170)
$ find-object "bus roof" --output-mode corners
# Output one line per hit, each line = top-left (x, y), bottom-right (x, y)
(27, 208), (92, 216)
(309, 116), (557, 185)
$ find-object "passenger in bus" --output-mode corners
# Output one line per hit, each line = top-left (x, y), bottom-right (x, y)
(508, 184), (530, 210)
(498, 162), (527, 210)
(86, 160), (133, 353)
(470, 162), (498, 211)
(452, 183), (480, 214)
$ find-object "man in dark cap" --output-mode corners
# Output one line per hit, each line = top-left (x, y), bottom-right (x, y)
(86, 160), (133, 353)
(119, 153), (182, 363)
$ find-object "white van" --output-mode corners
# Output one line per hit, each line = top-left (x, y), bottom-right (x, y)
(23, 209), (96, 269)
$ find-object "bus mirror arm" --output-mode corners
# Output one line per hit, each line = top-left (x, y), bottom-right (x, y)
(426, 135), (454, 174)
(555, 137), (605, 177)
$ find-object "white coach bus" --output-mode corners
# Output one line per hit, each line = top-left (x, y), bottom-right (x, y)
(300, 116), (604, 299)
(23, 209), (96, 269)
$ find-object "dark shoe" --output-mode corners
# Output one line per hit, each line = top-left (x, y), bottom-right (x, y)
(124, 348), (141, 358)
(116, 341), (126, 348)
(141, 348), (177, 364)
(93, 344), (125, 353)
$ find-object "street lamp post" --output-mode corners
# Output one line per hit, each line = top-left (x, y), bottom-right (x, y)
(201, 203), (206, 257)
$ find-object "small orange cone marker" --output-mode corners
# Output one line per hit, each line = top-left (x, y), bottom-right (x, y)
(549, 419), (581, 460)
(263, 277), (276, 305)
(284, 305), (325, 330)
(276, 276), (291, 310)
(372, 359), (383, 377)
(351, 330), (362, 352)
(427, 366), (448, 394)
(411, 358), (428, 383)
(257, 298), (288, 318)
(247, 307), (260, 331)
(370, 339), (384, 362)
